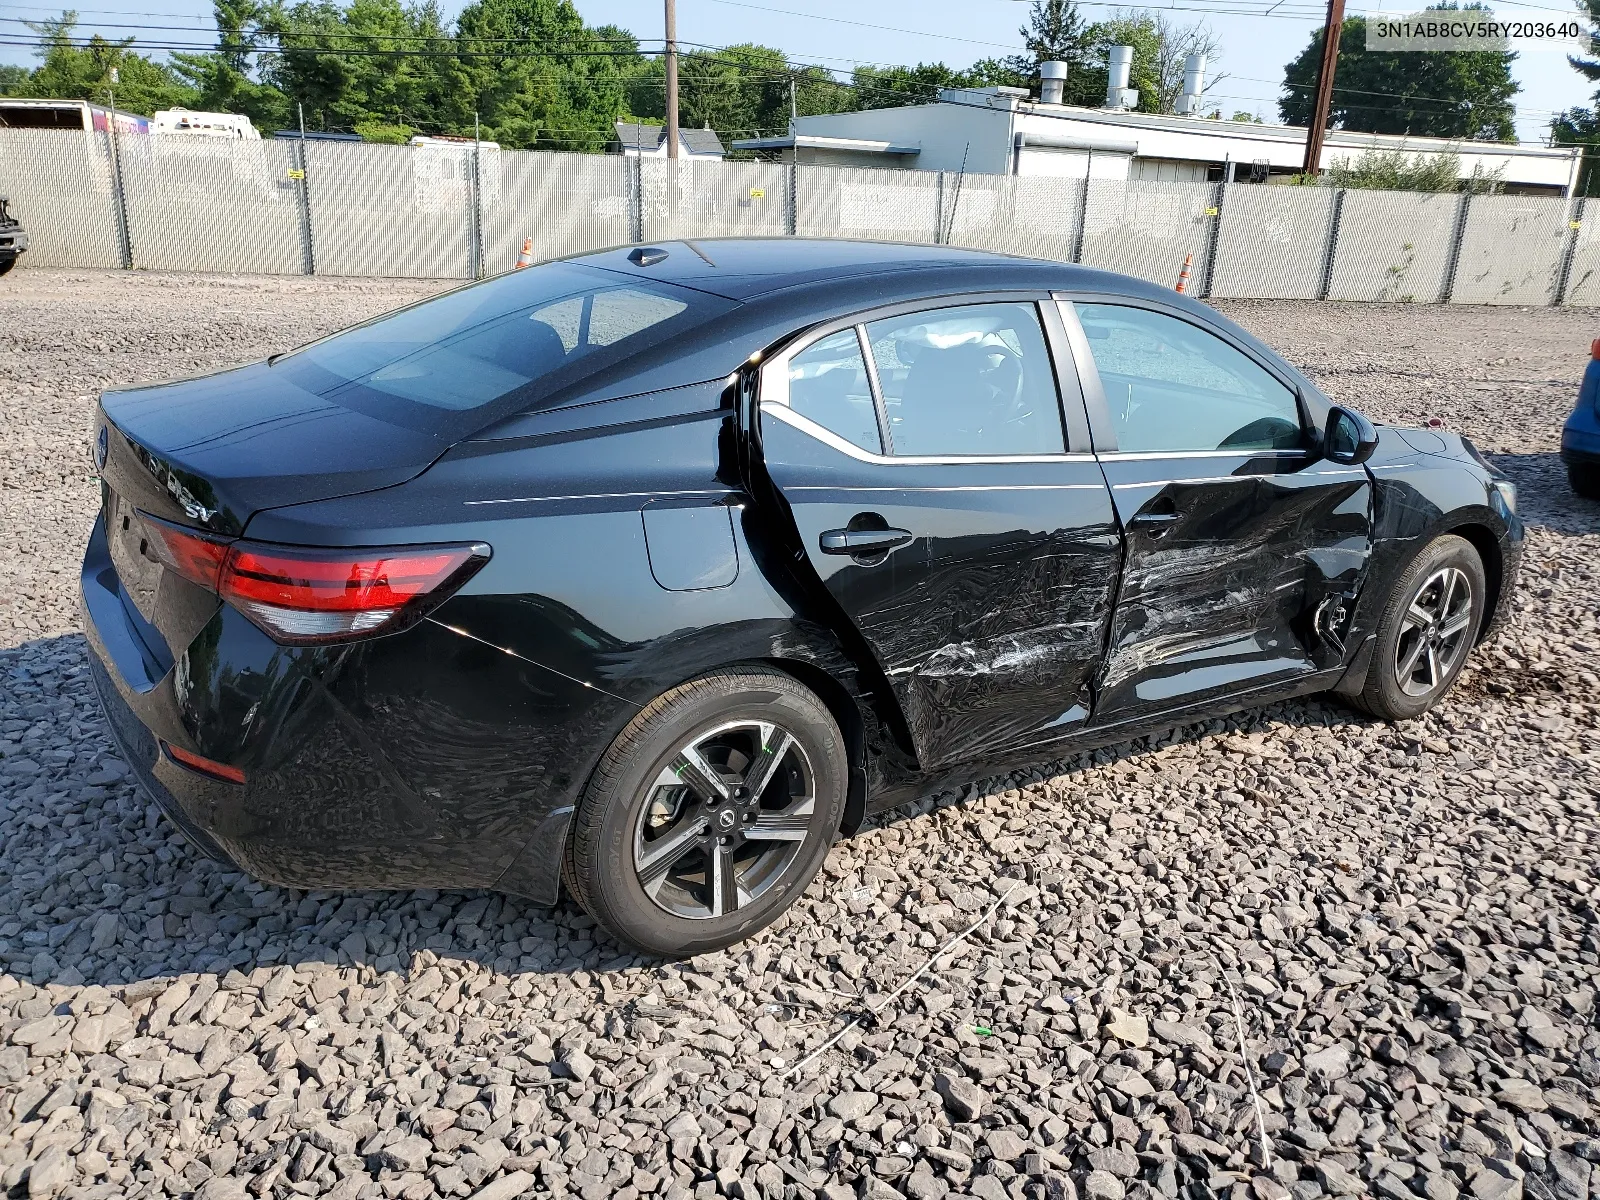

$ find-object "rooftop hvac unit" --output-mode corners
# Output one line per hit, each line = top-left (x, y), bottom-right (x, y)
(1176, 53), (1206, 116)
(1040, 60), (1068, 106)
(1105, 46), (1138, 110)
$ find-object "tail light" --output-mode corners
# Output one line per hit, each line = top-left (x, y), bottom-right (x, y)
(141, 516), (490, 645)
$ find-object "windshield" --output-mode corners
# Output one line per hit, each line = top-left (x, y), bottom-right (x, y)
(275, 263), (730, 434)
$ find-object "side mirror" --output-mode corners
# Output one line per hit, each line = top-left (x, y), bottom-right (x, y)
(1325, 406), (1377, 466)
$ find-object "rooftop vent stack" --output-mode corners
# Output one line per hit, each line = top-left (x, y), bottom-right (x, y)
(1105, 46), (1138, 110)
(1039, 60), (1068, 105)
(1176, 53), (1206, 115)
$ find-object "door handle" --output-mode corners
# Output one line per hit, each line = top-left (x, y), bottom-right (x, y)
(1128, 510), (1182, 539)
(819, 527), (913, 555)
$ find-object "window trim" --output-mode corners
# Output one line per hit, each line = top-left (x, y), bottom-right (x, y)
(762, 292), (1094, 465)
(1054, 292), (1313, 460)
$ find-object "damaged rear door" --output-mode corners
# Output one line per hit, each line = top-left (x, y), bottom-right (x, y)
(1060, 297), (1373, 725)
(757, 296), (1120, 770)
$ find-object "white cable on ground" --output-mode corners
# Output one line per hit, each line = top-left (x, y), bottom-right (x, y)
(1223, 972), (1274, 1170)
(785, 878), (1020, 1078)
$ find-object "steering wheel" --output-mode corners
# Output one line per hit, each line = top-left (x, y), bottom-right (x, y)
(976, 345), (1030, 428)
(1219, 416), (1301, 451)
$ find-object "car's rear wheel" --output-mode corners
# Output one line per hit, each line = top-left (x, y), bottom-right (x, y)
(563, 668), (847, 957)
(1353, 533), (1486, 721)
(1571, 463), (1600, 500)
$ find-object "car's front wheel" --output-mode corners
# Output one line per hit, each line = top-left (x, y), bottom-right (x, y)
(1353, 533), (1486, 721)
(563, 668), (847, 957)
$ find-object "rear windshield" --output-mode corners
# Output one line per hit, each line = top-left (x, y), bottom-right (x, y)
(275, 262), (734, 434)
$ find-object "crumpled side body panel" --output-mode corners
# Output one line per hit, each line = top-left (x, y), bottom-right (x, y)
(1093, 454), (1373, 721)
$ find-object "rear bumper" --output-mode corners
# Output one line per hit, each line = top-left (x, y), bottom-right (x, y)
(85, 649), (234, 863)
(81, 512), (611, 902)
(0, 226), (27, 256)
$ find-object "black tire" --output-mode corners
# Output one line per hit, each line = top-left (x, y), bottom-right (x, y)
(1353, 533), (1486, 722)
(0, 257), (15, 277)
(1571, 463), (1600, 501)
(563, 667), (847, 957)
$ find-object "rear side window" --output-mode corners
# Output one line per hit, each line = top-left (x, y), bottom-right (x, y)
(786, 330), (880, 453)
(276, 262), (729, 435)
(1074, 303), (1304, 453)
(865, 302), (1064, 457)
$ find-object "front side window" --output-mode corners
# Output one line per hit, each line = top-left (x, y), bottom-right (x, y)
(1074, 303), (1304, 454)
(786, 329), (880, 453)
(866, 302), (1065, 457)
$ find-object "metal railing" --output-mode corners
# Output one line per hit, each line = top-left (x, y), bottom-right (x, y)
(1, 128), (1590, 304)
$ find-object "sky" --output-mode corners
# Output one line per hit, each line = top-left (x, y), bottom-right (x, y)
(0, 0), (1592, 143)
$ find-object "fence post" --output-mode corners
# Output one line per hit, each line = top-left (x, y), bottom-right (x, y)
(105, 128), (133, 270)
(294, 138), (316, 276)
(1554, 196), (1583, 306)
(934, 171), (945, 245)
(1440, 191), (1471, 304)
(470, 138), (484, 280)
(1072, 175), (1091, 264)
(630, 155), (644, 243)
(787, 160), (798, 237)
(1318, 189), (1344, 301)
(1200, 180), (1225, 298)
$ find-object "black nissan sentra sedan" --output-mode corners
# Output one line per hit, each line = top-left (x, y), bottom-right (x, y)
(82, 239), (1522, 956)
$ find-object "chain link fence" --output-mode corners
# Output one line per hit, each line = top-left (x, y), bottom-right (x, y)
(1, 128), (1594, 304)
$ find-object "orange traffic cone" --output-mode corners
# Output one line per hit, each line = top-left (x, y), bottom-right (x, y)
(514, 237), (534, 269)
(1175, 252), (1193, 294)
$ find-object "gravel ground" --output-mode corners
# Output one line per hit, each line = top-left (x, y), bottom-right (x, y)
(1, 269), (1597, 1200)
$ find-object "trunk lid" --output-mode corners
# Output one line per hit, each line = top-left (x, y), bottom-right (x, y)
(97, 359), (453, 536)
(92, 361), (455, 668)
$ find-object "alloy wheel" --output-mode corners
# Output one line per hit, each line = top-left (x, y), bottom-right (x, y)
(632, 719), (816, 920)
(1393, 565), (1474, 697)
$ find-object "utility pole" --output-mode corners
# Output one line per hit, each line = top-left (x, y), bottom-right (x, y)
(1301, 0), (1346, 176)
(664, 0), (679, 159)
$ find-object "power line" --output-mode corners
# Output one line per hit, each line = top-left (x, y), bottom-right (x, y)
(0, 16), (1566, 133)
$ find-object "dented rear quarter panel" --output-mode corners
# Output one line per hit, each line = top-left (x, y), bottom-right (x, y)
(238, 384), (895, 902)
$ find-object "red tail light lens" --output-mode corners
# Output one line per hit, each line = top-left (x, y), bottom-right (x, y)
(138, 513), (490, 645)
(141, 519), (230, 591)
(220, 543), (489, 643)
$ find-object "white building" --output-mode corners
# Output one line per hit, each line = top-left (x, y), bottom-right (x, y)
(613, 122), (726, 160)
(735, 83), (1580, 195)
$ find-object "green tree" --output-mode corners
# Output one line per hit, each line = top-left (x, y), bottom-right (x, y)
(1322, 147), (1502, 190)
(1012, 0), (1091, 82)
(1552, 108), (1600, 194)
(0, 64), (29, 95)
(168, 0), (290, 132)
(1551, 0), (1600, 193)
(451, 0), (640, 149)
(267, 0), (463, 139)
(1279, 6), (1517, 141)
(21, 12), (196, 114)
(851, 62), (967, 110)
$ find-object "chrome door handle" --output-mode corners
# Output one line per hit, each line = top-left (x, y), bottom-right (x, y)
(1128, 510), (1182, 539)
(819, 528), (913, 555)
